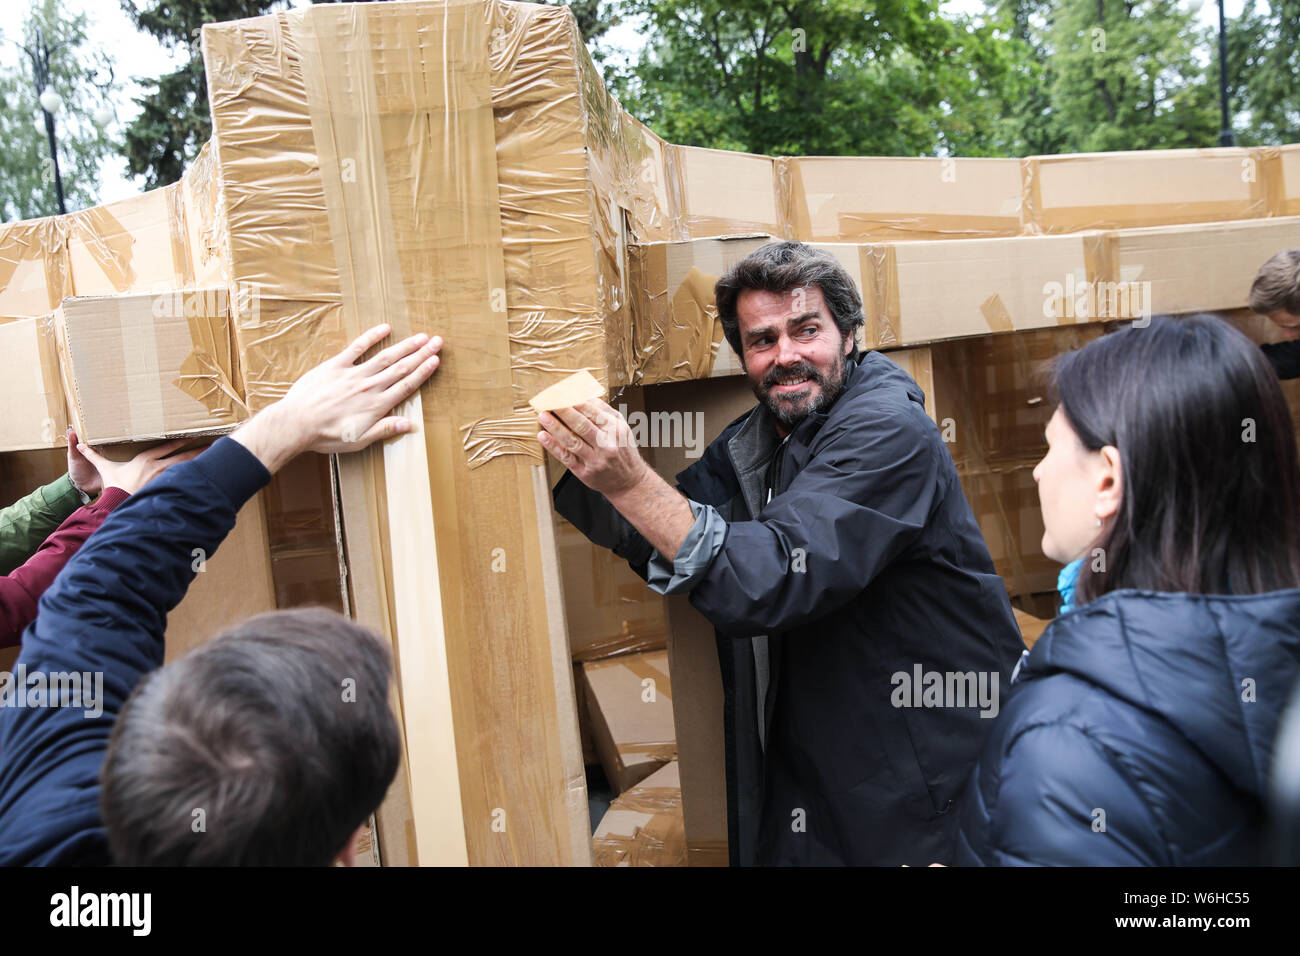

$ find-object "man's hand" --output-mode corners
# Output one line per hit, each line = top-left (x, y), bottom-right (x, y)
(538, 400), (696, 560)
(537, 400), (649, 497)
(233, 324), (441, 473)
(75, 438), (206, 496)
(66, 429), (102, 499)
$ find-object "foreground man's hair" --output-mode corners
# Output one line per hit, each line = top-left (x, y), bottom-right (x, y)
(100, 608), (400, 866)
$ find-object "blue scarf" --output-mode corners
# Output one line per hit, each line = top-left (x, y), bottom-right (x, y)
(1057, 557), (1083, 614)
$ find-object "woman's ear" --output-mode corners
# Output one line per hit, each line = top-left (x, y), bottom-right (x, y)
(1095, 445), (1124, 523)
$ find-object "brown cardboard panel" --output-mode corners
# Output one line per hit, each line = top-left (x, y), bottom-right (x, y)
(57, 290), (244, 445)
(1282, 145), (1300, 217)
(203, 0), (595, 863)
(1013, 608), (1052, 649)
(0, 217), (71, 318)
(164, 491), (277, 663)
(639, 375), (758, 865)
(1115, 217), (1300, 317)
(0, 315), (68, 452)
(263, 453), (344, 613)
(1023, 147), (1272, 233)
(670, 145), (783, 239)
(64, 188), (189, 297)
(591, 759), (686, 866)
(782, 156), (1023, 242)
(581, 649), (676, 794)
(931, 324), (1107, 598)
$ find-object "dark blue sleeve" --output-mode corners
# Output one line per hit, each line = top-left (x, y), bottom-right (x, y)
(0, 437), (271, 865)
(1261, 340), (1300, 381)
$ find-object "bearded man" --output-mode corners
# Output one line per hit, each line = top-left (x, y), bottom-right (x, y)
(541, 241), (1023, 866)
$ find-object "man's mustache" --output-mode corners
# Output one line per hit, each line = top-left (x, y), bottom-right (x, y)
(762, 362), (825, 391)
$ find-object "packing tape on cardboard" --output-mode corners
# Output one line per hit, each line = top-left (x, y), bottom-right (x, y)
(65, 204), (137, 293)
(608, 784), (681, 816)
(593, 810), (687, 866)
(860, 244), (901, 348)
(1255, 146), (1285, 217)
(173, 290), (249, 420)
(979, 294), (1015, 334)
(460, 413), (546, 470)
(570, 628), (667, 664)
(835, 211), (1022, 243)
(686, 839), (729, 866)
(33, 314), (67, 442)
(165, 182), (196, 289)
(0, 218), (71, 314)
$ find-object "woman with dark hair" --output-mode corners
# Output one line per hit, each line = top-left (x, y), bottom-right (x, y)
(954, 314), (1300, 866)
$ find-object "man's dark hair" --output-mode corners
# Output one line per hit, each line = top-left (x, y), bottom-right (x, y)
(714, 241), (866, 360)
(1250, 249), (1300, 316)
(1047, 314), (1300, 606)
(100, 608), (401, 866)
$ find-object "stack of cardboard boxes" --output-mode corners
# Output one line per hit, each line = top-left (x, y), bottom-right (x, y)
(1, 0), (1298, 865)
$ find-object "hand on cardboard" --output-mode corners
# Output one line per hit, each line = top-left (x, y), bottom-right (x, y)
(537, 399), (648, 497)
(234, 324), (441, 473)
(538, 400), (697, 560)
(66, 429), (102, 498)
(76, 438), (206, 496)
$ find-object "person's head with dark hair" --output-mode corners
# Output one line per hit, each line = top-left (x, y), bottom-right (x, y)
(1035, 313), (1300, 606)
(714, 241), (866, 434)
(1250, 249), (1300, 339)
(99, 608), (401, 866)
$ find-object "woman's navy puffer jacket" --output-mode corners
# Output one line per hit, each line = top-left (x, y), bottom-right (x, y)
(954, 588), (1300, 865)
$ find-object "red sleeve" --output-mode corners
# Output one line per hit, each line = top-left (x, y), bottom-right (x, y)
(0, 487), (131, 648)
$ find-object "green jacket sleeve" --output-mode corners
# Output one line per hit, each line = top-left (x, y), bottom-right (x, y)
(0, 474), (84, 575)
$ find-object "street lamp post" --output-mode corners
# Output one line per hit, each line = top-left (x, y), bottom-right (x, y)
(1217, 0), (1235, 147)
(28, 27), (67, 214)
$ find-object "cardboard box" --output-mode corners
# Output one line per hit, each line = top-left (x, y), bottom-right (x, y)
(1022, 147), (1276, 233)
(780, 156), (1023, 243)
(667, 145), (783, 239)
(64, 188), (191, 298)
(0, 218), (70, 319)
(56, 289), (245, 445)
(591, 760), (686, 866)
(0, 316), (68, 451)
(581, 649), (676, 794)
(1281, 145), (1300, 217)
(1114, 217), (1300, 316)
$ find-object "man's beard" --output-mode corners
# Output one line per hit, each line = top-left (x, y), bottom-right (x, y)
(749, 350), (850, 432)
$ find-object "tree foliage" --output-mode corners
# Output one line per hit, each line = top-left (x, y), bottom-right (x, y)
(119, 0), (289, 189)
(1228, 0), (1300, 146)
(609, 0), (1022, 157)
(0, 0), (117, 220)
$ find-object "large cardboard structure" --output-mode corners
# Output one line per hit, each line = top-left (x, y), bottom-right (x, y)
(1, 0), (1298, 866)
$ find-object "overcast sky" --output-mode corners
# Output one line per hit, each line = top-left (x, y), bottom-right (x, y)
(0, 0), (1247, 208)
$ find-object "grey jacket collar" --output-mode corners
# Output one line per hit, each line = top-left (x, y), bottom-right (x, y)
(726, 401), (783, 518)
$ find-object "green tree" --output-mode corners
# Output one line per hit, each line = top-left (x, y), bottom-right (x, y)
(611, 0), (1022, 157)
(1228, 0), (1300, 145)
(1039, 0), (1218, 152)
(119, 0), (289, 189)
(0, 0), (117, 220)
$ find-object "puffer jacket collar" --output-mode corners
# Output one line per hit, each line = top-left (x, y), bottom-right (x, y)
(1019, 587), (1300, 798)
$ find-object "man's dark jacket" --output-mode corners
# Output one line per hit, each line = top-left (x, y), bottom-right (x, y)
(954, 587), (1300, 865)
(555, 351), (1025, 865)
